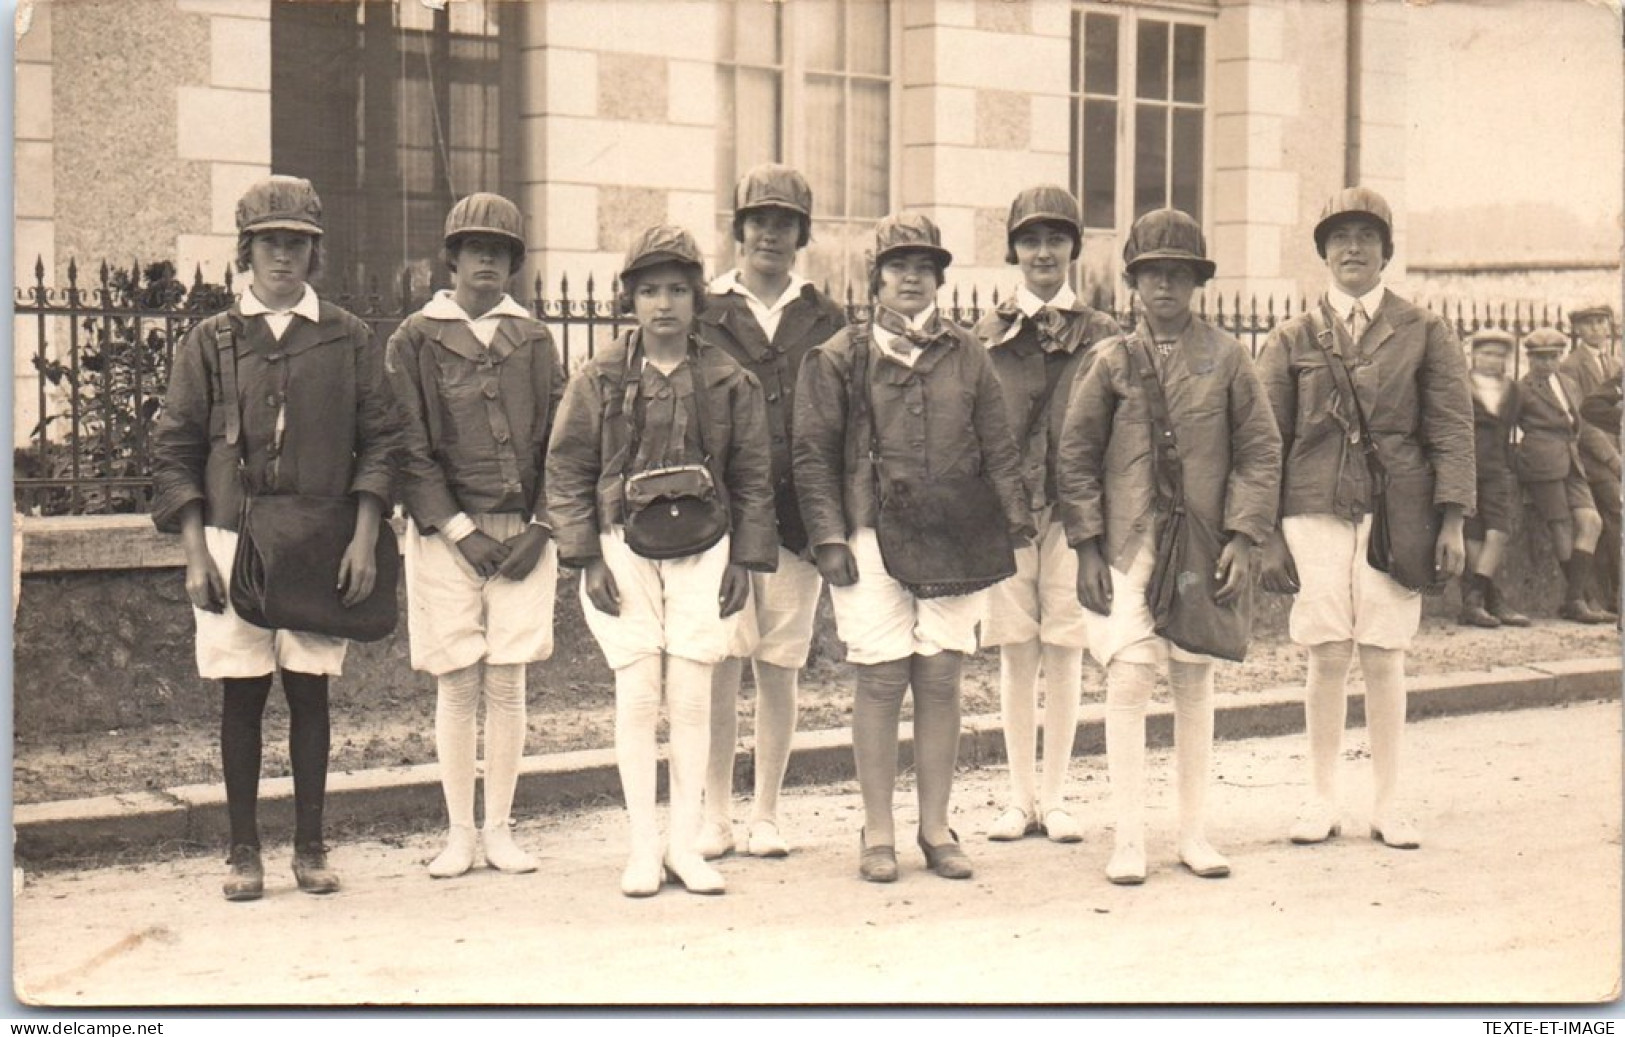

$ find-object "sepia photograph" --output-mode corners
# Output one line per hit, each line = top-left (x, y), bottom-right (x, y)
(7, 0), (1622, 1012)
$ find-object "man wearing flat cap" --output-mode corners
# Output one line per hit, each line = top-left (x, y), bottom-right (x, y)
(1559, 303), (1621, 612)
(1456, 329), (1529, 628)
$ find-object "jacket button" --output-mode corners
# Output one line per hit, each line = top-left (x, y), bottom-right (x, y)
(909, 405), (923, 415)
(767, 392), (779, 403)
(495, 430), (510, 444)
(483, 385), (499, 399)
(266, 353), (282, 363)
(657, 387), (671, 400)
(266, 394), (279, 407)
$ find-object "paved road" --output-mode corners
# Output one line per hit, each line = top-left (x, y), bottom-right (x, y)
(12, 700), (1621, 1007)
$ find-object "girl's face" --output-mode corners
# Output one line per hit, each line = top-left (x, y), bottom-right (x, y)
(740, 210), (800, 281)
(1322, 219), (1387, 297)
(875, 253), (939, 318)
(451, 234), (515, 291)
(249, 231), (315, 307)
(631, 264), (697, 339)
(1130, 260), (1198, 324)
(1471, 347), (1509, 378)
(1012, 223), (1073, 298)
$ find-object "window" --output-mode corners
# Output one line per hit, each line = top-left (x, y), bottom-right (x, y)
(271, 0), (517, 299)
(1070, 7), (1208, 232)
(716, 0), (894, 293)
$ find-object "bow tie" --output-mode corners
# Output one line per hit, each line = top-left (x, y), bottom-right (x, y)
(996, 300), (1072, 353)
(874, 306), (947, 354)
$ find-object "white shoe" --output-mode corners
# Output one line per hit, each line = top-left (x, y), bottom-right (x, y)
(428, 825), (477, 879)
(1105, 843), (1147, 886)
(1289, 805), (1343, 845)
(746, 819), (790, 858)
(481, 823), (538, 874)
(663, 851), (726, 895)
(1040, 808), (1084, 845)
(1178, 836), (1231, 878)
(1369, 817), (1422, 850)
(621, 850), (663, 898)
(987, 806), (1039, 842)
(696, 819), (736, 861)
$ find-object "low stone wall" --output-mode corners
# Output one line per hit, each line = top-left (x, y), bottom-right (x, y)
(13, 507), (1571, 740)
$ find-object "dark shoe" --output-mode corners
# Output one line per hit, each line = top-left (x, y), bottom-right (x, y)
(917, 829), (974, 880)
(1559, 599), (1613, 624)
(292, 845), (341, 895)
(859, 831), (898, 883)
(1484, 582), (1532, 628)
(222, 844), (264, 902)
(1457, 581), (1499, 628)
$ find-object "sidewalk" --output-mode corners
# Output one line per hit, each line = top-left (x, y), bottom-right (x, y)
(14, 654), (1620, 861)
(13, 698), (1621, 1006)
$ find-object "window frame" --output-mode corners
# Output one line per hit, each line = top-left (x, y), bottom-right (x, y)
(1070, 1), (1216, 241)
(714, 0), (902, 289)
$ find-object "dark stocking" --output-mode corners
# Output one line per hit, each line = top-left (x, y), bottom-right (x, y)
(221, 674), (275, 849)
(281, 669), (332, 850)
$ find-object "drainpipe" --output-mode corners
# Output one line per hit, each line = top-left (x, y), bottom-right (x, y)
(1345, 0), (1363, 187)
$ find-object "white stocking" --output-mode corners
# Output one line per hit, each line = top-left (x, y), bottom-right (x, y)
(1039, 644), (1084, 812)
(750, 660), (799, 823)
(704, 657), (743, 826)
(435, 662), (483, 829)
(1304, 640), (1355, 809)
(614, 656), (664, 855)
(480, 663), (527, 828)
(1359, 644), (1408, 821)
(997, 639), (1042, 810)
(1169, 658), (1215, 846)
(1105, 659), (1156, 850)
(665, 656), (714, 859)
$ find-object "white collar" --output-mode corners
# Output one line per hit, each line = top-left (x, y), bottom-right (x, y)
(1325, 282), (1386, 322)
(710, 269), (809, 311)
(1015, 282), (1077, 317)
(240, 284), (320, 322)
(421, 289), (531, 323)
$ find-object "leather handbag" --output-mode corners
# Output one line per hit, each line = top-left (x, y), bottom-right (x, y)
(1126, 338), (1252, 662)
(231, 494), (400, 642)
(851, 329), (1017, 599)
(1307, 306), (1442, 593)
(619, 339), (731, 560)
(215, 323), (399, 642)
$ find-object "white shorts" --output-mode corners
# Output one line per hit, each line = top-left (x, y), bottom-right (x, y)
(727, 546), (823, 669)
(827, 527), (985, 666)
(192, 526), (349, 680)
(579, 528), (739, 670)
(1081, 541), (1212, 669)
(403, 513), (558, 677)
(1282, 513), (1422, 650)
(981, 506), (1088, 649)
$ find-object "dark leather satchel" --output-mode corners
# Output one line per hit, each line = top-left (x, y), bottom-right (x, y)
(1126, 338), (1251, 662)
(231, 494), (400, 642)
(618, 338), (731, 560)
(1307, 305), (1441, 593)
(851, 329), (1016, 599)
(215, 322), (398, 642)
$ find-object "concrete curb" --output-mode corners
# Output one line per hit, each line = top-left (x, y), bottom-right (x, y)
(15, 656), (1621, 862)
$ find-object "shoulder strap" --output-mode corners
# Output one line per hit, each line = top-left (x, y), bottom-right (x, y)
(1122, 335), (1184, 510)
(217, 319), (241, 448)
(1307, 304), (1386, 484)
(1022, 351), (1072, 445)
(619, 335), (715, 485)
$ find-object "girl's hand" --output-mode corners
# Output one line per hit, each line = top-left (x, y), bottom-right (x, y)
(457, 530), (511, 580)
(814, 543), (859, 587)
(1213, 535), (1253, 606)
(1075, 540), (1113, 616)
(184, 547), (227, 614)
(719, 563), (750, 618)
(1258, 530), (1301, 594)
(1434, 508), (1467, 584)
(338, 535), (378, 606)
(497, 525), (550, 581)
(584, 557), (621, 616)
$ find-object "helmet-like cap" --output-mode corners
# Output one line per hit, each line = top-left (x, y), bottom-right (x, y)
(1313, 187), (1394, 260)
(444, 192), (526, 254)
(871, 212), (953, 271)
(1122, 208), (1215, 281)
(1005, 185), (1082, 263)
(1569, 302), (1617, 324)
(236, 175), (323, 237)
(735, 162), (812, 218)
(1468, 328), (1515, 353)
(620, 224), (705, 283)
(1523, 328), (1569, 355)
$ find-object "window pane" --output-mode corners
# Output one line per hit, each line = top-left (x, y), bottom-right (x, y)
(1083, 12), (1119, 96)
(718, 0), (736, 60)
(1082, 99), (1116, 229)
(804, 74), (847, 217)
(1133, 103), (1168, 217)
(737, 67), (782, 168)
(849, 0), (889, 75)
(716, 70), (737, 212)
(1135, 20), (1169, 101)
(1171, 108), (1203, 220)
(736, 0), (781, 66)
(1173, 24), (1204, 104)
(803, 0), (843, 71)
(849, 79), (889, 218)
(447, 0), (495, 37)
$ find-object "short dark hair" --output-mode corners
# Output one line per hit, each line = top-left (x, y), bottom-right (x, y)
(442, 233), (526, 275)
(1313, 214), (1394, 261)
(1121, 260), (1211, 289)
(236, 231), (324, 279)
(616, 262), (710, 316)
(732, 206), (811, 249)
(1005, 220), (1081, 265)
(868, 250), (945, 298)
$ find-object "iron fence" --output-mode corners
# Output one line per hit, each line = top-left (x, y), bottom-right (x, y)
(12, 255), (1600, 516)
